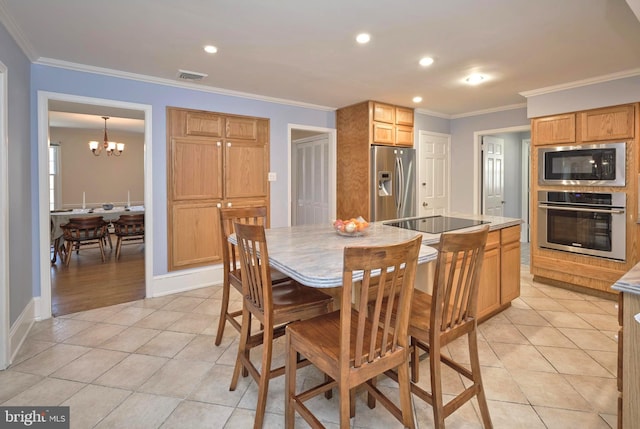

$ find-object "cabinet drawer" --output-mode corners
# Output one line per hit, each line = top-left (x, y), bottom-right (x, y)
(533, 114), (576, 145)
(580, 105), (635, 142)
(373, 102), (395, 124)
(486, 230), (500, 250)
(501, 225), (521, 244)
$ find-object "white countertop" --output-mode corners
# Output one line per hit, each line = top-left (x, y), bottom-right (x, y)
(612, 261), (640, 295)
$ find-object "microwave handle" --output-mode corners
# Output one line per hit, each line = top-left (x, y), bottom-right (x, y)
(538, 204), (625, 215)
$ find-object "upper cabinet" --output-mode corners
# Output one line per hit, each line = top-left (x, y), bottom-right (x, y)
(532, 113), (576, 145)
(580, 105), (635, 142)
(368, 101), (415, 147)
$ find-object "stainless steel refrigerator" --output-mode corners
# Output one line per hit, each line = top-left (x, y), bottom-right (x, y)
(370, 146), (416, 222)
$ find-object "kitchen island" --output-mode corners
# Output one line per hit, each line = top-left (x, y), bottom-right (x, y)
(611, 265), (640, 428)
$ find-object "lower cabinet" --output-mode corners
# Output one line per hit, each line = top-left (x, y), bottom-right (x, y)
(477, 225), (522, 320)
(619, 291), (640, 428)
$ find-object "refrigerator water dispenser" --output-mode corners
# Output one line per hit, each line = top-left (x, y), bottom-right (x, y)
(378, 171), (392, 196)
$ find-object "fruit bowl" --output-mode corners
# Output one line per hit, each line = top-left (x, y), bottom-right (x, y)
(102, 203), (114, 210)
(333, 217), (370, 237)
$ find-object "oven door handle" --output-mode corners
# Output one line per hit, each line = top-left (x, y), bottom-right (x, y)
(538, 204), (625, 214)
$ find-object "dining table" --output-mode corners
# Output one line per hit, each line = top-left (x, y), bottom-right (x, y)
(229, 222), (438, 297)
(50, 206), (145, 263)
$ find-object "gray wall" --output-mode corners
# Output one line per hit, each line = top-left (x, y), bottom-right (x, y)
(0, 22), (33, 326)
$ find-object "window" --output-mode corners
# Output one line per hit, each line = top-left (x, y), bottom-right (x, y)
(49, 144), (61, 210)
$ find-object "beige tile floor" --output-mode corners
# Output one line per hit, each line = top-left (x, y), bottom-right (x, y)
(0, 265), (620, 428)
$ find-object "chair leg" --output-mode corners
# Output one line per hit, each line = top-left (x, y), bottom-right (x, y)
(340, 381), (352, 428)
(98, 238), (106, 262)
(115, 236), (123, 260)
(397, 358), (416, 429)
(215, 279), (232, 346)
(469, 329), (493, 428)
(285, 333), (297, 429)
(64, 241), (72, 266)
(230, 307), (251, 391)
(430, 343), (445, 428)
(411, 337), (420, 382)
(253, 322), (274, 429)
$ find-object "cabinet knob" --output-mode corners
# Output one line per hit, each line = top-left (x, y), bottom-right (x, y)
(227, 202), (232, 207)
(227, 142), (232, 148)
(216, 141), (221, 147)
(216, 203), (221, 208)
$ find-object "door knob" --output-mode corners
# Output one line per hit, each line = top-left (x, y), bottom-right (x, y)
(422, 202), (428, 207)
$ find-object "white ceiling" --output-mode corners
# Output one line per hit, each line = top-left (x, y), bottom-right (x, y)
(2, 0), (640, 118)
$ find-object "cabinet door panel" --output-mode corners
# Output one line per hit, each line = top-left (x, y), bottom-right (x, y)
(226, 117), (258, 140)
(395, 107), (414, 126)
(225, 140), (268, 198)
(500, 240), (521, 304)
(580, 105), (635, 141)
(172, 138), (222, 200)
(170, 203), (221, 268)
(372, 122), (394, 145)
(396, 125), (414, 147)
(478, 231), (501, 319)
(373, 102), (395, 123)
(185, 112), (223, 137)
(533, 114), (576, 145)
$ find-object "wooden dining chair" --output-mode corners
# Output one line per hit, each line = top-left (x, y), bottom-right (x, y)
(285, 234), (422, 429)
(392, 225), (492, 429)
(230, 222), (334, 429)
(60, 216), (108, 266)
(113, 214), (145, 260)
(214, 206), (290, 346)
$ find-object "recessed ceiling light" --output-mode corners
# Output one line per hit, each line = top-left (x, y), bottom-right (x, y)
(412, 96), (423, 103)
(356, 33), (371, 44)
(419, 57), (434, 67)
(204, 45), (218, 54)
(465, 73), (486, 85)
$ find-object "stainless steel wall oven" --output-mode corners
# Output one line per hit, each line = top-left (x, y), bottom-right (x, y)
(538, 142), (626, 187)
(538, 191), (626, 261)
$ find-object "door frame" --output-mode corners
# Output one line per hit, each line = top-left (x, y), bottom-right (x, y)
(473, 125), (530, 214)
(37, 91), (153, 320)
(0, 61), (9, 369)
(287, 124), (336, 226)
(521, 138), (531, 242)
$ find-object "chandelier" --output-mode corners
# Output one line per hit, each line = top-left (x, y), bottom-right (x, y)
(88, 116), (125, 156)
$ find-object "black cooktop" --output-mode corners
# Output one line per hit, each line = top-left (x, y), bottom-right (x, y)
(385, 216), (490, 234)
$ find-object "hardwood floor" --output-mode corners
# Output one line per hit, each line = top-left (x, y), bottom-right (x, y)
(50, 235), (145, 316)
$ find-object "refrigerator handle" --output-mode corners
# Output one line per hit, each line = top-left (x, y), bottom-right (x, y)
(396, 157), (404, 217)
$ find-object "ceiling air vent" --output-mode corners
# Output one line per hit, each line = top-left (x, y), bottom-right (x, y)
(177, 69), (208, 81)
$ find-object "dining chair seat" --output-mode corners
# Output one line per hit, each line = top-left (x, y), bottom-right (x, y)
(61, 216), (108, 266)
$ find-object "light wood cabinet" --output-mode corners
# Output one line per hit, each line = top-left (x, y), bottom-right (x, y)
(336, 100), (414, 219)
(476, 226), (522, 319)
(500, 224), (521, 304)
(580, 104), (635, 142)
(619, 291), (640, 428)
(532, 113), (576, 145)
(167, 107), (270, 271)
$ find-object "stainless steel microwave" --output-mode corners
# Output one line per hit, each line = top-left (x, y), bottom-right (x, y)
(538, 142), (626, 187)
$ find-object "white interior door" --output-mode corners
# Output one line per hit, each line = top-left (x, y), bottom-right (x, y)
(482, 136), (504, 216)
(293, 135), (329, 225)
(418, 132), (450, 216)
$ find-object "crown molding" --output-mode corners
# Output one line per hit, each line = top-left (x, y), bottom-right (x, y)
(414, 108), (451, 119)
(0, 0), (38, 61)
(519, 68), (640, 98)
(34, 57), (337, 112)
(450, 102), (527, 119)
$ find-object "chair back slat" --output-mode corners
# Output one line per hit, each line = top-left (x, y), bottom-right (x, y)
(62, 216), (107, 241)
(432, 225), (489, 334)
(114, 214), (144, 237)
(341, 235), (422, 368)
(219, 206), (268, 275)
(234, 222), (272, 315)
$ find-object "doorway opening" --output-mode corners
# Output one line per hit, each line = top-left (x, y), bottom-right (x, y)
(37, 92), (153, 320)
(288, 125), (336, 226)
(0, 61), (9, 369)
(473, 125), (531, 241)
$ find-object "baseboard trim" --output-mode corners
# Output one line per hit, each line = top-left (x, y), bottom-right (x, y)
(151, 264), (224, 297)
(9, 297), (37, 366)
